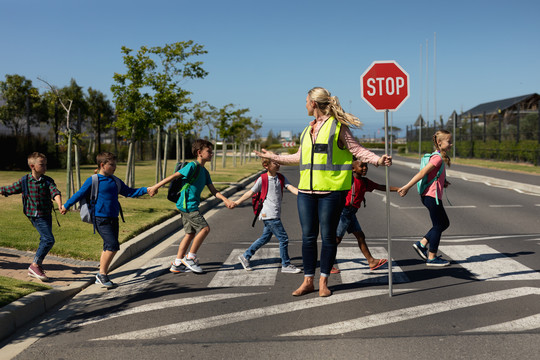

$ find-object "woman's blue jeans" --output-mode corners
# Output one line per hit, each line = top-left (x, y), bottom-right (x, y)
(297, 191), (347, 277)
(421, 196), (450, 253)
(29, 215), (55, 265)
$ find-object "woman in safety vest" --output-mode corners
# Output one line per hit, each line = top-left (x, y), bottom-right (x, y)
(255, 87), (392, 297)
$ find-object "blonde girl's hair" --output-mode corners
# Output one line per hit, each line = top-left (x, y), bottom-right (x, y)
(433, 130), (451, 167)
(308, 87), (363, 128)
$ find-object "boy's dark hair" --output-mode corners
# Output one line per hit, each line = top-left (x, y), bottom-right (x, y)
(27, 152), (47, 166)
(192, 139), (213, 157)
(96, 152), (117, 168)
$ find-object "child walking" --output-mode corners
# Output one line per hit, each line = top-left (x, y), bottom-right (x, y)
(151, 139), (235, 274)
(332, 160), (398, 273)
(1, 152), (63, 282)
(398, 130), (452, 267)
(61, 152), (157, 288)
(234, 159), (301, 273)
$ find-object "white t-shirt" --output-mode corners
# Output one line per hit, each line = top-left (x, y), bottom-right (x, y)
(250, 173), (291, 220)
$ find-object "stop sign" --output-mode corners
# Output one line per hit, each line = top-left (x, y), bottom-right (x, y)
(361, 60), (409, 111)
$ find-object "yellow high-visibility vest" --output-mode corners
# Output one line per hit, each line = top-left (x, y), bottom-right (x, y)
(298, 117), (352, 191)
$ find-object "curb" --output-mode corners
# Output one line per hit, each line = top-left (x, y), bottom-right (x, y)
(0, 170), (263, 342)
(393, 159), (540, 195)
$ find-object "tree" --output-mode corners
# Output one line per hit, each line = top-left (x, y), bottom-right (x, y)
(86, 88), (114, 156)
(111, 42), (208, 185)
(0, 74), (46, 137)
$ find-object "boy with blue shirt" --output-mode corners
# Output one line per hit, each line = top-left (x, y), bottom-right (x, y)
(152, 139), (235, 274)
(61, 152), (157, 288)
(234, 158), (301, 273)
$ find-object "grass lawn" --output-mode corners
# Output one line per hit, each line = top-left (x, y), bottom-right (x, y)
(0, 157), (263, 261)
(0, 276), (51, 307)
(398, 152), (540, 175)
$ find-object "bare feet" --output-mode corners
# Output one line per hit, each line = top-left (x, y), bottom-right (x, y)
(319, 276), (332, 297)
(292, 277), (315, 296)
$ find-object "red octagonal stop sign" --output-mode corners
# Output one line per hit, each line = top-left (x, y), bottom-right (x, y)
(361, 60), (409, 112)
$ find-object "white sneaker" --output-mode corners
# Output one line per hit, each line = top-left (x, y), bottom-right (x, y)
(238, 254), (253, 271)
(281, 264), (302, 274)
(181, 256), (203, 273)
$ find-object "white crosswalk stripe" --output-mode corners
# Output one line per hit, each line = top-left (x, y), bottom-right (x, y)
(336, 246), (409, 284)
(441, 245), (540, 281)
(208, 248), (281, 287)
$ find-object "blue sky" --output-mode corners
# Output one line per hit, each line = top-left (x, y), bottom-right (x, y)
(1, 0), (539, 139)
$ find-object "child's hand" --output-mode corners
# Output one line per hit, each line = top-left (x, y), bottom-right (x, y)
(147, 186), (158, 197)
(444, 180), (451, 188)
(397, 187), (408, 197)
(60, 205), (67, 215)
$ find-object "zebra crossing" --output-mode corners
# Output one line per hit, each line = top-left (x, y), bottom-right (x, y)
(206, 242), (539, 287)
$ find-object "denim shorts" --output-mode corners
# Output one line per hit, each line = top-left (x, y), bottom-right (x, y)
(95, 217), (120, 252)
(180, 210), (209, 234)
(336, 206), (362, 238)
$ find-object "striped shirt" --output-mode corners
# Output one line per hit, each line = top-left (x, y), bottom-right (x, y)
(0, 174), (61, 217)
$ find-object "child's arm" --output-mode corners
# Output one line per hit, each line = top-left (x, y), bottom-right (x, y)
(0, 180), (23, 197)
(151, 172), (182, 192)
(374, 184), (399, 192)
(207, 183), (236, 209)
(285, 184), (299, 195)
(53, 194), (63, 211)
(398, 162), (436, 197)
(234, 189), (254, 205)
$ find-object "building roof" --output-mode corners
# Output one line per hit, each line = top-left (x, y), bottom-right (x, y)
(463, 93), (539, 116)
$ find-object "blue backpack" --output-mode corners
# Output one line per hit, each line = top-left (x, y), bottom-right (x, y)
(417, 152), (444, 204)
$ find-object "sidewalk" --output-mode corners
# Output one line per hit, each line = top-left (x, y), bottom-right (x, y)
(0, 171), (262, 342)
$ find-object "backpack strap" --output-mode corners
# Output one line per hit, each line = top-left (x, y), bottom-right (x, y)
(181, 162), (202, 210)
(21, 175), (29, 217)
(252, 173), (269, 227)
(426, 152), (445, 205)
(112, 175), (125, 223)
(90, 174), (99, 233)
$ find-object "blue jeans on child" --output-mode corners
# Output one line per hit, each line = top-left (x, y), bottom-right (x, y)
(297, 191), (347, 277)
(422, 196), (450, 253)
(243, 219), (291, 267)
(29, 215), (55, 265)
(336, 206), (362, 238)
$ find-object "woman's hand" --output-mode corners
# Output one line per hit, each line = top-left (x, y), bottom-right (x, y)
(378, 154), (392, 166)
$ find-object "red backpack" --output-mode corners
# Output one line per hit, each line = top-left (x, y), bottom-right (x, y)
(251, 172), (285, 227)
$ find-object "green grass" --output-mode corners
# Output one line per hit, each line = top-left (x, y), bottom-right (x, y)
(0, 157), (264, 261)
(398, 153), (540, 175)
(0, 276), (51, 307)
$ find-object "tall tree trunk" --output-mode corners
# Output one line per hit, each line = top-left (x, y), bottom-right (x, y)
(97, 112), (102, 154)
(222, 140), (226, 168)
(181, 134), (185, 163)
(66, 129), (73, 199)
(233, 141), (237, 167)
(75, 141), (81, 190)
(162, 130), (169, 178)
(155, 126), (162, 183)
(54, 103), (59, 163)
(175, 128), (180, 163)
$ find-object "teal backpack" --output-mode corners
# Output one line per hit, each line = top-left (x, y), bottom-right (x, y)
(417, 151), (444, 204)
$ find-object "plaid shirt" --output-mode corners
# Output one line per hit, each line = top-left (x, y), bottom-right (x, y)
(0, 174), (61, 217)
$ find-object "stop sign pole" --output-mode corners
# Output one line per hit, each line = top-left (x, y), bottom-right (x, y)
(361, 60), (409, 297)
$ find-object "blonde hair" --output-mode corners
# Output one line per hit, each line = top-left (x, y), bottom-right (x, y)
(433, 130), (451, 167)
(27, 152), (46, 166)
(308, 87), (363, 128)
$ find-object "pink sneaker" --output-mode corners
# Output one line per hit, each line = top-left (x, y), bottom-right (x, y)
(28, 264), (49, 282)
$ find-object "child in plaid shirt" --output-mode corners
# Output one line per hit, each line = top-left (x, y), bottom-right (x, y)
(0, 152), (63, 282)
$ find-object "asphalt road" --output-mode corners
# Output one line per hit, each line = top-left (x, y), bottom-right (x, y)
(4, 161), (540, 360)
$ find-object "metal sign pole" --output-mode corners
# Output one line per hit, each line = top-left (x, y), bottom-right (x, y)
(384, 109), (393, 297)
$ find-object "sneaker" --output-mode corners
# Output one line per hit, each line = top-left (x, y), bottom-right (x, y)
(282, 264), (302, 274)
(238, 254), (252, 271)
(170, 262), (191, 273)
(28, 264), (49, 282)
(426, 256), (450, 267)
(181, 256), (203, 274)
(95, 273), (116, 288)
(330, 266), (341, 274)
(413, 241), (428, 260)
